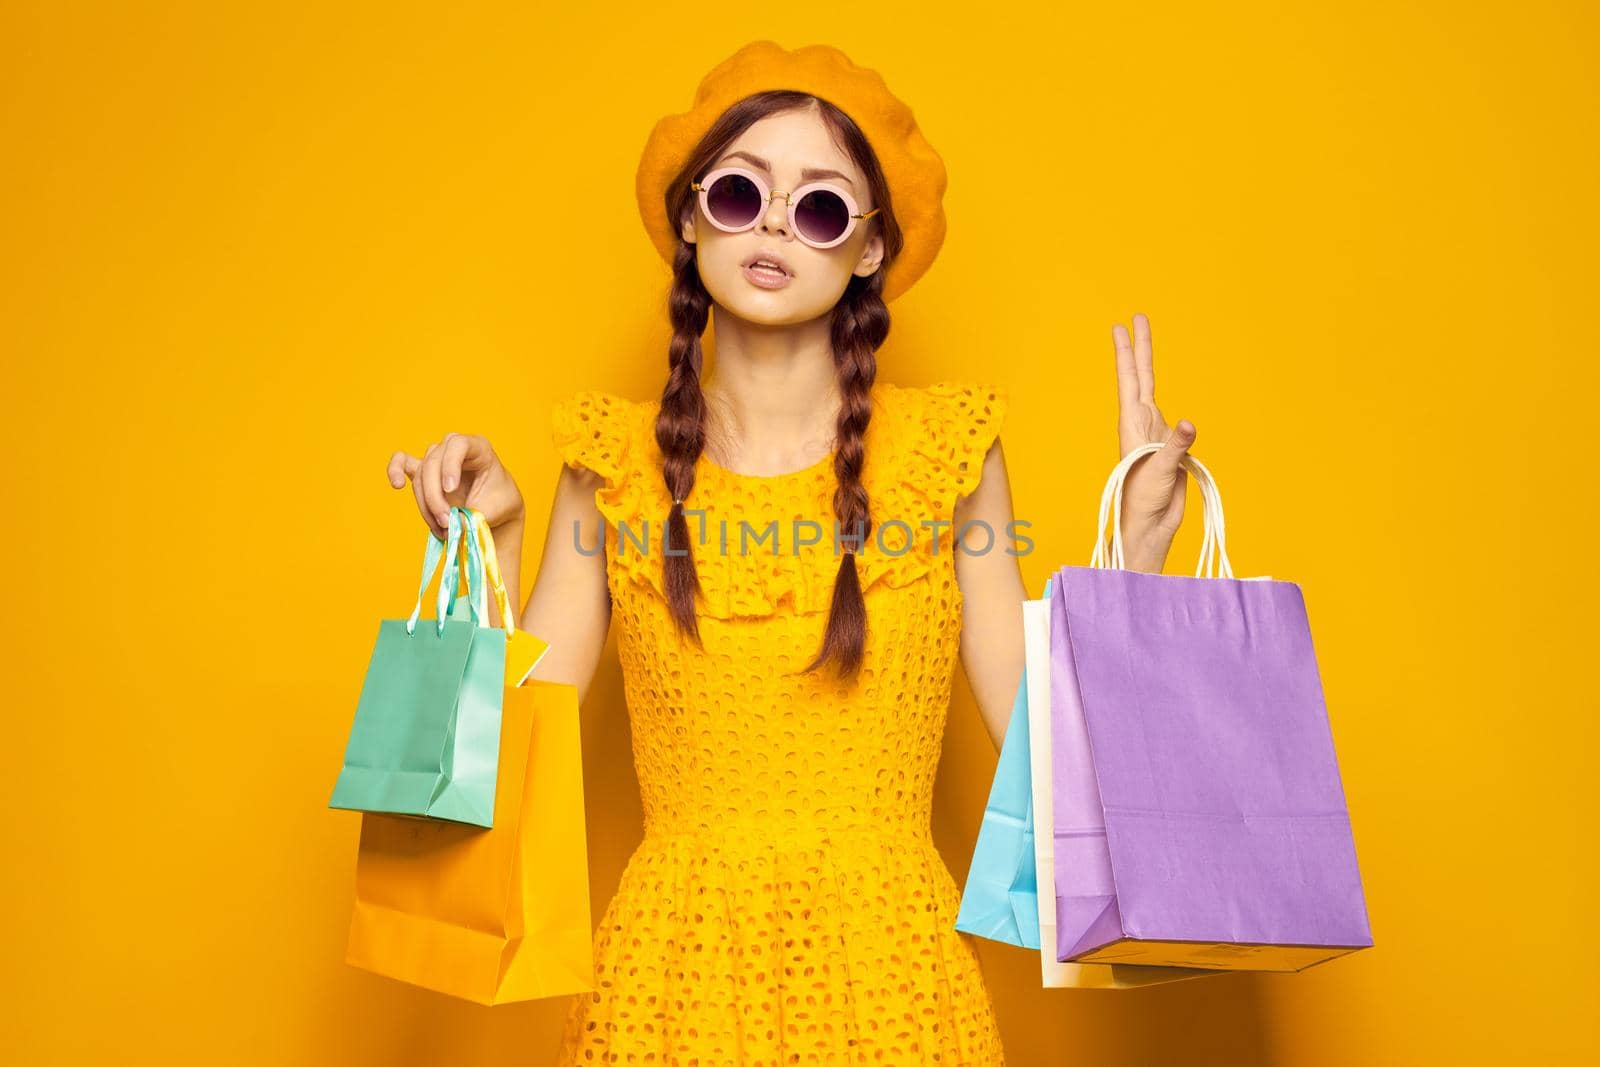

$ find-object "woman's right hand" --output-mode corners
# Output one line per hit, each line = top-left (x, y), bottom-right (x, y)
(386, 432), (525, 541)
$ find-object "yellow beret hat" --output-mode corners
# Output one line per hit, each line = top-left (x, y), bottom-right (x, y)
(635, 40), (948, 304)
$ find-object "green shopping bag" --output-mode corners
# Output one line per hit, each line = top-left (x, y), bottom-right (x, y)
(329, 506), (508, 828)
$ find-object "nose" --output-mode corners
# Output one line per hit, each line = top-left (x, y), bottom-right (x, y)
(757, 188), (791, 239)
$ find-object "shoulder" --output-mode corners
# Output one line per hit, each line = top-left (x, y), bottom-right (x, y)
(875, 379), (1010, 504)
(549, 389), (652, 483)
(878, 378), (1009, 451)
(874, 378), (1007, 422)
(918, 380), (1008, 432)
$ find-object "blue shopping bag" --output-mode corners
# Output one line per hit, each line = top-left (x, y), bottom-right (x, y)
(954, 579), (1055, 949)
(329, 506), (508, 828)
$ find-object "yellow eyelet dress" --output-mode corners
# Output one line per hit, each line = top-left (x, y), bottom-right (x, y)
(549, 380), (1009, 1065)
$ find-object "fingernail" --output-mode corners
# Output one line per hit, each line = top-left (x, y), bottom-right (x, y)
(443, 475), (456, 491)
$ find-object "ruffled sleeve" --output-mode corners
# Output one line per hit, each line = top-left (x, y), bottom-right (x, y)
(909, 380), (1010, 517)
(551, 390), (631, 482)
(550, 390), (656, 533)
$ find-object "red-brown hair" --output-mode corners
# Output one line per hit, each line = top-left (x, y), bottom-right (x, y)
(653, 90), (905, 681)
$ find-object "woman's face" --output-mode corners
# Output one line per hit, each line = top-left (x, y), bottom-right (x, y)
(680, 106), (885, 326)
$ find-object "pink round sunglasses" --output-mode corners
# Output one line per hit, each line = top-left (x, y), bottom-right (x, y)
(691, 165), (881, 250)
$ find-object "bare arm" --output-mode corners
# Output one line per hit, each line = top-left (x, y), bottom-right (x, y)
(952, 437), (1028, 753)
(495, 463), (613, 706)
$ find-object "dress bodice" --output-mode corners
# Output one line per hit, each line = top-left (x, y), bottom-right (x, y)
(550, 380), (1010, 841)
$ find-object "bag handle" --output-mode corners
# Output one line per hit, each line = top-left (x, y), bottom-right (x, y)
(454, 506), (489, 623)
(455, 507), (518, 634)
(1087, 443), (1236, 579)
(472, 510), (517, 633)
(403, 507), (488, 637)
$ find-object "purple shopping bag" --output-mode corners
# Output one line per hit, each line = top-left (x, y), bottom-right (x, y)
(1049, 444), (1373, 973)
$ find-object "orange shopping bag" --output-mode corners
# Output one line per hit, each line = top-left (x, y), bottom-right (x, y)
(345, 678), (594, 1004)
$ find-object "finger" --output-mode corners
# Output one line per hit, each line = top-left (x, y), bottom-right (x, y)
(1133, 313), (1154, 403)
(439, 433), (481, 493)
(1112, 323), (1139, 411)
(444, 435), (492, 492)
(419, 442), (452, 533)
(1167, 419), (1197, 462)
(461, 433), (495, 471)
(386, 450), (417, 489)
(1153, 420), (1197, 475)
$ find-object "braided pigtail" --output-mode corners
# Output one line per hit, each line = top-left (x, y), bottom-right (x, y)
(799, 271), (889, 680)
(654, 239), (712, 645)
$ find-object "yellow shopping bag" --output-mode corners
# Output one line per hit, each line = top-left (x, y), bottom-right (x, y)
(345, 678), (594, 1004)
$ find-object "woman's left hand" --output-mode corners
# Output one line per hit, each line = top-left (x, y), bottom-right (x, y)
(1112, 313), (1197, 573)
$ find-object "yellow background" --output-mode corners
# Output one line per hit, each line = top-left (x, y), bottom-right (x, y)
(3, 2), (1594, 1063)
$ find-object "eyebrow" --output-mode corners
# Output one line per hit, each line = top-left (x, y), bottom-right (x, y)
(716, 150), (856, 187)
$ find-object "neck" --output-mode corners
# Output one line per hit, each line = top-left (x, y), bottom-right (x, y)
(700, 310), (844, 474)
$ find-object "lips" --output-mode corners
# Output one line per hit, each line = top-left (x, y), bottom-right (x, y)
(741, 250), (793, 277)
(742, 261), (792, 289)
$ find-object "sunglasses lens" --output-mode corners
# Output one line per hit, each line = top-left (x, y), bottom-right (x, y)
(795, 189), (852, 245)
(704, 173), (763, 229)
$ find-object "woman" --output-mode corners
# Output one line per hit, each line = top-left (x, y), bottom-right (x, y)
(386, 40), (1196, 1066)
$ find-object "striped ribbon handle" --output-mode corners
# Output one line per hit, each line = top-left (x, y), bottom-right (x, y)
(1088, 443), (1236, 579)
(456, 507), (518, 634)
(452, 505), (489, 625)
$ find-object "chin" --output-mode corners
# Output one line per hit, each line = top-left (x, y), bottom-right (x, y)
(707, 276), (842, 326)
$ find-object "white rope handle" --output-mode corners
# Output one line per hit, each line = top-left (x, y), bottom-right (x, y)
(1087, 443), (1236, 579)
